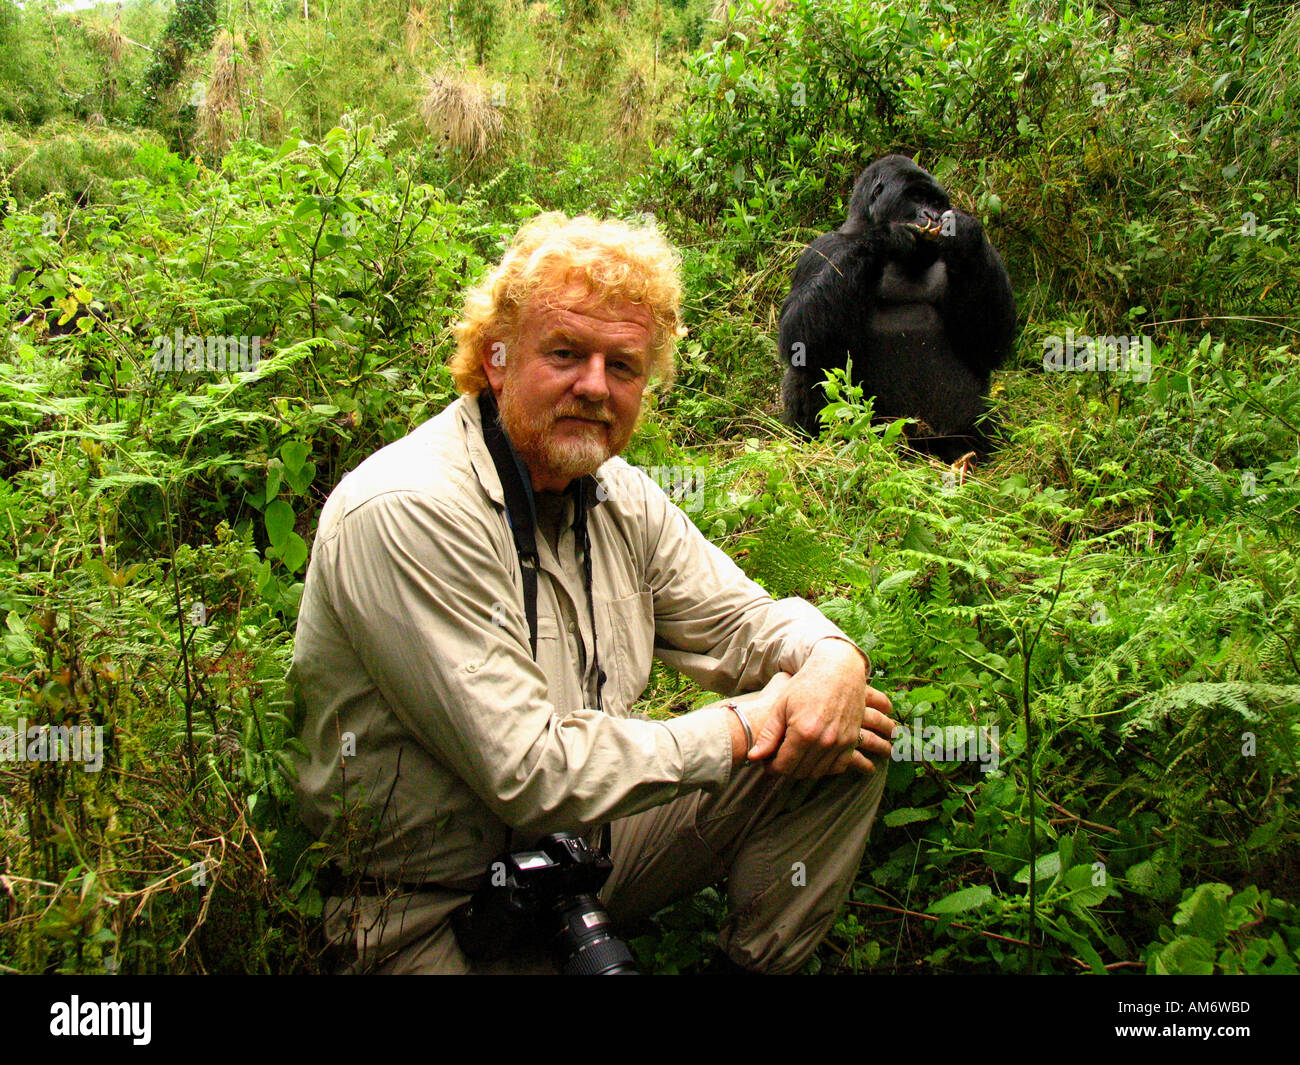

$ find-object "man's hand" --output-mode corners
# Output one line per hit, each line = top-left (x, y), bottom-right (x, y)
(747, 638), (895, 779)
(722, 672), (792, 766)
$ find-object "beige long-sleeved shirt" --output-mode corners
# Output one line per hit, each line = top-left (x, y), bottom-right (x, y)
(291, 394), (859, 888)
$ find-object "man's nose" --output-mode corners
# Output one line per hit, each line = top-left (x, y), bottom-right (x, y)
(573, 353), (610, 401)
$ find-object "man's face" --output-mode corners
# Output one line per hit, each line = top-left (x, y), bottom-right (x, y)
(483, 285), (653, 493)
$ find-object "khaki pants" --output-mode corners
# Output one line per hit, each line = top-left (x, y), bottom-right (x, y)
(323, 762), (888, 975)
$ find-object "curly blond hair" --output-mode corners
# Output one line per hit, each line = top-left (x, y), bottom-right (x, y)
(450, 212), (685, 395)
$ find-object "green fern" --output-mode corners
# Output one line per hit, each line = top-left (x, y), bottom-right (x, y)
(1120, 681), (1298, 736)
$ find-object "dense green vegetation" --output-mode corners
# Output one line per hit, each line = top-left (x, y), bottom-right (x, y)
(2, 0), (1297, 975)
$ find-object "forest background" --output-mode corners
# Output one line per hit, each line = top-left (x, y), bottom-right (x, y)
(1, 0), (1298, 975)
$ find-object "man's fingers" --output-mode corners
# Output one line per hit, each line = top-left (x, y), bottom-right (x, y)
(747, 723), (781, 762)
(827, 748), (878, 775)
(794, 744), (837, 780)
(765, 716), (829, 777)
(745, 694), (787, 763)
(767, 719), (848, 778)
(847, 750), (876, 773)
(862, 706), (898, 740)
(764, 732), (811, 776)
(857, 727), (893, 760)
(750, 676), (896, 778)
(766, 709), (894, 776)
(865, 685), (893, 714)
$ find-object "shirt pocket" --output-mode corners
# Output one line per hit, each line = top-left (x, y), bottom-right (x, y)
(601, 589), (655, 717)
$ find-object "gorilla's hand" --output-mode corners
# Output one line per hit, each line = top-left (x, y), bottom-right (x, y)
(882, 220), (940, 270)
(936, 209), (986, 255)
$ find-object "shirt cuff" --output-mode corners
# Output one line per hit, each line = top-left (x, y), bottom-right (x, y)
(658, 705), (735, 793)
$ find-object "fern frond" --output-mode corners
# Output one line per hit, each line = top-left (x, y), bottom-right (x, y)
(1121, 682), (1300, 736)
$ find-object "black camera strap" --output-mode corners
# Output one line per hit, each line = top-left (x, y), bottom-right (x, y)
(478, 390), (605, 713)
(479, 389), (542, 659)
(572, 475), (608, 715)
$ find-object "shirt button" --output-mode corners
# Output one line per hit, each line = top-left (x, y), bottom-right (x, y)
(567, 621), (577, 633)
(465, 661), (479, 673)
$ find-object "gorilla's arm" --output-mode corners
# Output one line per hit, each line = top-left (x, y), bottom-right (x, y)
(937, 211), (1017, 378)
(779, 233), (858, 372)
(779, 223), (929, 434)
(778, 223), (923, 368)
(778, 227), (908, 434)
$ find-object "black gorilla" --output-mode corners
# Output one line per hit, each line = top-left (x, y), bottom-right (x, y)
(778, 155), (1016, 461)
(9, 264), (113, 338)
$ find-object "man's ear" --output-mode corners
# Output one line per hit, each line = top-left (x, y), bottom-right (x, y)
(481, 335), (508, 396)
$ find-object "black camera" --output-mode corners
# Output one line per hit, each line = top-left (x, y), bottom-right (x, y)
(450, 831), (639, 975)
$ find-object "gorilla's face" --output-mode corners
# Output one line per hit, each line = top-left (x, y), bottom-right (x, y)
(844, 155), (950, 234)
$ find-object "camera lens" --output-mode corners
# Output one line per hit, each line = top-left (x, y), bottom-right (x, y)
(551, 895), (639, 975)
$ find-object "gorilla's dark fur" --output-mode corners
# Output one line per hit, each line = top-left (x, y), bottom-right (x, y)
(9, 264), (113, 339)
(778, 154), (1016, 461)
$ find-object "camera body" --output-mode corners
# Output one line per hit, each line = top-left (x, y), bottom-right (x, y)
(450, 831), (638, 975)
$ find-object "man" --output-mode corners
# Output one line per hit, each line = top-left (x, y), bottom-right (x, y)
(292, 212), (896, 974)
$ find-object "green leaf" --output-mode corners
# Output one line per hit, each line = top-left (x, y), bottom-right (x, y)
(264, 461), (284, 502)
(883, 807), (936, 827)
(281, 440), (310, 477)
(90, 471), (165, 495)
(265, 500), (295, 549)
(1013, 851), (1061, 885)
(1153, 934), (1215, 975)
(877, 570), (918, 595)
(1126, 851), (1180, 900)
(83, 559), (115, 584)
(1229, 884), (1261, 919)
(279, 531), (309, 574)
(1062, 863), (1111, 907)
(1045, 921), (1106, 974)
(881, 418), (909, 446)
(285, 460), (317, 497)
(1174, 883), (1231, 943)
(4, 610), (35, 653)
(928, 885), (994, 915)
(1245, 819), (1282, 849)
(255, 559), (275, 596)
